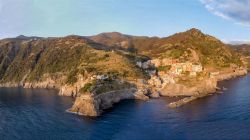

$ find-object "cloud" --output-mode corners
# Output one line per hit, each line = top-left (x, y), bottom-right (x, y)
(200, 0), (250, 25)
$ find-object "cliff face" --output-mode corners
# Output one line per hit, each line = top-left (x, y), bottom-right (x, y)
(215, 69), (248, 81)
(69, 87), (149, 116)
(167, 69), (248, 108)
(161, 78), (217, 97)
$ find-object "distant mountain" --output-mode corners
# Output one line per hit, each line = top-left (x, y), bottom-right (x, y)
(228, 41), (250, 45)
(89, 32), (154, 52)
(6, 35), (43, 41)
(229, 44), (250, 56)
(229, 44), (250, 69)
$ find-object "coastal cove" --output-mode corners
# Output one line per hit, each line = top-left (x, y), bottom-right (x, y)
(0, 74), (249, 139)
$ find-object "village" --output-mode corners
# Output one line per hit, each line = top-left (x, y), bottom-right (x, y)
(136, 58), (204, 89)
(88, 56), (245, 92)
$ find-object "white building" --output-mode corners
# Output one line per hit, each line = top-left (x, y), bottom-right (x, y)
(192, 64), (203, 72)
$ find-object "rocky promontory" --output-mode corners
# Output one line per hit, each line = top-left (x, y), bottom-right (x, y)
(69, 87), (149, 116)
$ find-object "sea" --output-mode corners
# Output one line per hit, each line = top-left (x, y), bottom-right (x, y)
(0, 74), (249, 140)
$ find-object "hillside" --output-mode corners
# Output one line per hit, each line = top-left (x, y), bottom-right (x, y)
(89, 29), (244, 69)
(230, 44), (250, 56)
(229, 44), (250, 69)
(0, 35), (146, 88)
(0, 28), (245, 89)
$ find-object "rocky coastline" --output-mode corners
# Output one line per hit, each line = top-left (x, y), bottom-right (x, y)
(167, 69), (248, 108)
(0, 28), (249, 117)
(0, 69), (247, 117)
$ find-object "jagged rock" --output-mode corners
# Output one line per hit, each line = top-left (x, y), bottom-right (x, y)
(148, 76), (162, 88)
(68, 94), (100, 117)
(149, 90), (160, 98)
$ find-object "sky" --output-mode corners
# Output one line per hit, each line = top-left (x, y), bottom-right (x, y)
(1, 0), (250, 43)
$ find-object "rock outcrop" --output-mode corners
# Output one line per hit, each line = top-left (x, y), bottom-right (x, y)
(166, 69), (248, 108)
(160, 77), (217, 98)
(69, 88), (149, 116)
(215, 69), (247, 81)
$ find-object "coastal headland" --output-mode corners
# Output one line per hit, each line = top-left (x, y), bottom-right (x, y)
(0, 28), (249, 116)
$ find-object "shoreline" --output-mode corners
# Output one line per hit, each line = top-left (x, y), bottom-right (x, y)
(0, 69), (248, 117)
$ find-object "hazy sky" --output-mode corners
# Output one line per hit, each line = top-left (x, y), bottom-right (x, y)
(1, 0), (250, 42)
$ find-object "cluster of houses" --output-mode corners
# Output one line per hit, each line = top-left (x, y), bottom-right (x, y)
(148, 74), (176, 89)
(91, 75), (109, 80)
(135, 58), (204, 89)
(136, 61), (152, 69)
(170, 62), (203, 76)
(136, 58), (203, 77)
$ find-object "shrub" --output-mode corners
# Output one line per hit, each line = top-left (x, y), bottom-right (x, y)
(66, 69), (78, 84)
(85, 67), (96, 73)
(169, 49), (184, 58)
(157, 65), (171, 71)
(79, 82), (93, 93)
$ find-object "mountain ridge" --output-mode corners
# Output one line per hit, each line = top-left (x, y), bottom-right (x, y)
(0, 28), (246, 83)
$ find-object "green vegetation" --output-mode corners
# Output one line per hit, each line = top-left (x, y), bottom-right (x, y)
(157, 65), (171, 72)
(159, 29), (244, 68)
(66, 69), (78, 85)
(231, 44), (250, 69)
(94, 79), (134, 95)
(0, 36), (146, 84)
(169, 49), (184, 59)
(79, 82), (94, 93)
(78, 78), (135, 95)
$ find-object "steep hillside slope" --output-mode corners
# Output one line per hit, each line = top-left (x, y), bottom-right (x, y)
(0, 36), (146, 92)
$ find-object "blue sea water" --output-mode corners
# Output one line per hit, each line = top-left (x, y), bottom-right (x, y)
(0, 74), (250, 140)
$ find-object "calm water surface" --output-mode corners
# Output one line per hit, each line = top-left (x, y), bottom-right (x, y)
(0, 74), (250, 140)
